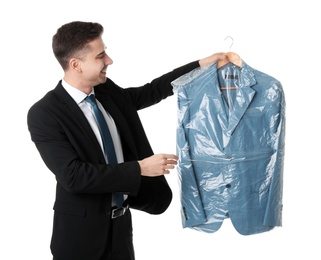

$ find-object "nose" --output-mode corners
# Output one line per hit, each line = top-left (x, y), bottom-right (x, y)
(105, 53), (113, 65)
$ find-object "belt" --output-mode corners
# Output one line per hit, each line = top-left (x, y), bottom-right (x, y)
(110, 204), (129, 219)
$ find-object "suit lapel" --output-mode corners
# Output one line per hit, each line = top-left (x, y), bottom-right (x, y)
(214, 62), (257, 147)
(227, 80), (256, 136)
(54, 83), (106, 161)
(95, 95), (139, 159)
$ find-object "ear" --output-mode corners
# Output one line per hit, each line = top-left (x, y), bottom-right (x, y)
(69, 58), (82, 72)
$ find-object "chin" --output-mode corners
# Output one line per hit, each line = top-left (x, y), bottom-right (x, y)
(99, 76), (107, 84)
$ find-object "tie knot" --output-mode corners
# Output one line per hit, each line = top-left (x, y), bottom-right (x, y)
(86, 94), (97, 106)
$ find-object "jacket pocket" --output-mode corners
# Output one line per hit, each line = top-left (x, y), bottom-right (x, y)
(53, 201), (86, 217)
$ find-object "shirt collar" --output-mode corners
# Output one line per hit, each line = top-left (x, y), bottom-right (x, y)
(62, 79), (95, 104)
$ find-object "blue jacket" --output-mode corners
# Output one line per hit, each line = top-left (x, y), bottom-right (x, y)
(172, 61), (286, 235)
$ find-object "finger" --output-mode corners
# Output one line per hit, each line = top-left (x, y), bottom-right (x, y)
(165, 160), (177, 166)
(162, 154), (179, 160)
(163, 169), (170, 174)
(161, 159), (177, 169)
(166, 164), (175, 169)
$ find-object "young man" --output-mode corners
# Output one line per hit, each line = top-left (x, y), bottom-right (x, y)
(27, 21), (226, 260)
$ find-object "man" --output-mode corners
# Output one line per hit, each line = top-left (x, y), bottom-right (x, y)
(27, 21), (226, 260)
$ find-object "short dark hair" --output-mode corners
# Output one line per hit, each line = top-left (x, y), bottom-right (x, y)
(52, 21), (104, 70)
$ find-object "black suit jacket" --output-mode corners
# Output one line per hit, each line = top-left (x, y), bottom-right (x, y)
(27, 61), (199, 259)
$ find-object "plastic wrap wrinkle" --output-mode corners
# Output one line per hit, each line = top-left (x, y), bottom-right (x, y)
(172, 61), (285, 235)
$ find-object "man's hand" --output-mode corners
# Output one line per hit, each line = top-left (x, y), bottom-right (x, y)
(199, 52), (228, 68)
(138, 154), (179, 176)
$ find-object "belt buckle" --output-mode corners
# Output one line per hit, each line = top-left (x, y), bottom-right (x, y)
(111, 205), (128, 219)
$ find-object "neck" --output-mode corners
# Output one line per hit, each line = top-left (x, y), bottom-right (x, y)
(63, 75), (93, 95)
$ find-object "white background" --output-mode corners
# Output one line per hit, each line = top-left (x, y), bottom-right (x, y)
(1, 0), (320, 259)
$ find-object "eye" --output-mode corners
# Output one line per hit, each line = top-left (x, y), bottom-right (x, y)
(97, 52), (106, 59)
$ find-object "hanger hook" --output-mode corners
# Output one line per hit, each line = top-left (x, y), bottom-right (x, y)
(224, 36), (234, 51)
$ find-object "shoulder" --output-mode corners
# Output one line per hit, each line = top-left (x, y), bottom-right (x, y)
(94, 78), (128, 101)
(94, 78), (119, 93)
(27, 82), (67, 120)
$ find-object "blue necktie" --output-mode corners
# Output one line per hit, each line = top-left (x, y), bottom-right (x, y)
(86, 94), (124, 208)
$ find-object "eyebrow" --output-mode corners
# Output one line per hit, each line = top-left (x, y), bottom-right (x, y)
(97, 46), (107, 57)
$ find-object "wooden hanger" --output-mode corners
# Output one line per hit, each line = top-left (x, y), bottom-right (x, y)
(217, 36), (242, 69)
(218, 51), (242, 90)
(217, 51), (242, 69)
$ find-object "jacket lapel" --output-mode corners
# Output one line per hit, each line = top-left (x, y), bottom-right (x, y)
(54, 83), (106, 161)
(214, 62), (257, 147)
(95, 95), (139, 159)
(227, 68), (256, 136)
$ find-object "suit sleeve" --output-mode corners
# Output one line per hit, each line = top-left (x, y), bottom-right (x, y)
(123, 61), (200, 110)
(263, 82), (286, 226)
(27, 102), (141, 195)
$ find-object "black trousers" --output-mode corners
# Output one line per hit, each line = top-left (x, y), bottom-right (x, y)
(53, 209), (135, 260)
(103, 209), (135, 260)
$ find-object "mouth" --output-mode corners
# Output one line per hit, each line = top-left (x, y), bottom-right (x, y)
(101, 67), (107, 74)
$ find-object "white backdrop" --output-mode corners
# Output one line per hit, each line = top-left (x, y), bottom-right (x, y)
(1, 0), (320, 259)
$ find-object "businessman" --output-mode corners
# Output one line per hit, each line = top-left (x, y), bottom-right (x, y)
(27, 21), (226, 260)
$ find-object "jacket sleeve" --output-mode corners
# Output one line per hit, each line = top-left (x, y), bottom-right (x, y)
(27, 99), (142, 195)
(263, 82), (286, 226)
(123, 61), (200, 110)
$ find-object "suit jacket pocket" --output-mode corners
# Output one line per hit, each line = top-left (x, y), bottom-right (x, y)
(53, 201), (86, 217)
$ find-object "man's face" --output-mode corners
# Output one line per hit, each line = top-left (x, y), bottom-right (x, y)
(79, 37), (113, 86)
